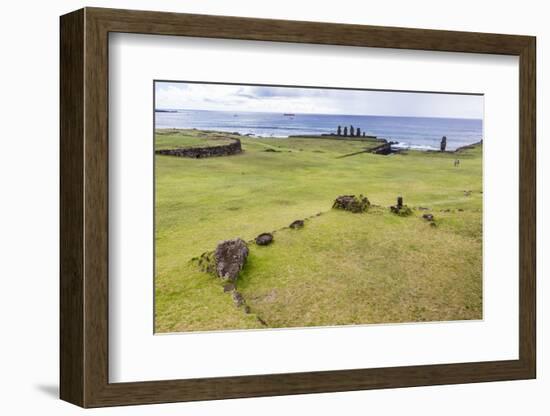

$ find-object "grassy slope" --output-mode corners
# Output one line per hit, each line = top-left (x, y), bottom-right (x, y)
(155, 129), (237, 149)
(155, 129), (482, 332)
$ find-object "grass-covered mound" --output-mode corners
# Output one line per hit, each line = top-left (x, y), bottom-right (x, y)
(154, 129), (482, 332)
(155, 128), (239, 150)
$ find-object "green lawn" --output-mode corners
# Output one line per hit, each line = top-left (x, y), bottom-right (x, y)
(155, 129), (482, 332)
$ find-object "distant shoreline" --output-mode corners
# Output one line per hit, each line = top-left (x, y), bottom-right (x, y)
(155, 110), (482, 151)
(155, 128), (482, 153)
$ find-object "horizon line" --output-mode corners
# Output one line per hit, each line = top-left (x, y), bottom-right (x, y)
(154, 107), (483, 121)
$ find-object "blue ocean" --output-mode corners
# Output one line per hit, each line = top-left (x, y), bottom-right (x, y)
(155, 109), (483, 151)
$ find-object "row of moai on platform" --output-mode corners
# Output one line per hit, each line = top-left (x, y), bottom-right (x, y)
(336, 126), (449, 152)
(336, 125), (367, 137)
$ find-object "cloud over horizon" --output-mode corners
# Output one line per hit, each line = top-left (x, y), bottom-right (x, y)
(155, 82), (484, 119)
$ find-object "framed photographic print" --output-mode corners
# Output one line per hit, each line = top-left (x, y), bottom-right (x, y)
(60, 7), (536, 408)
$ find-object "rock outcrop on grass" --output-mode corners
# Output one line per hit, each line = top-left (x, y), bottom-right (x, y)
(194, 239), (258, 318)
(390, 196), (413, 216)
(289, 220), (305, 229)
(214, 238), (249, 282)
(255, 233), (274, 246)
(422, 213), (437, 227)
(332, 194), (370, 213)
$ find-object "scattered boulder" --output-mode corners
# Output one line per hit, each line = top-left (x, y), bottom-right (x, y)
(390, 205), (412, 216)
(289, 220), (305, 229)
(422, 213), (435, 222)
(214, 238), (249, 282)
(332, 194), (370, 213)
(255, 233), (274, 246)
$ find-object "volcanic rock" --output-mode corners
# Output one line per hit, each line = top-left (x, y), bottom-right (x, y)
(289, 220), (305, 229)
(332, 194), (370, 213)
(390, 197), (413, 216)
(255, 233), (274, 246)
(214, 238), (249, 282)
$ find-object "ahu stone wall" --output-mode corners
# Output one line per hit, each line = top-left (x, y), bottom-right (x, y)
(155, 138), (242, 158)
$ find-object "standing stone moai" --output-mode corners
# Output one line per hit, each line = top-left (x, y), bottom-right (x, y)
(356, 127), (361, 137)
(337, 125), (341, 136)
(350, 125), (355, 136)
(440, 136), (447, 152)
(343, 126), (348, 136)
(397, 196), (403, 209)
(362, 132), (366, 137)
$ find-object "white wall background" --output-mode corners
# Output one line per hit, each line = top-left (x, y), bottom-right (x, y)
(0, 0), (545, 414)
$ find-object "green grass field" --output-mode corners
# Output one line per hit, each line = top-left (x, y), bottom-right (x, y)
(155, 129), (482, 332)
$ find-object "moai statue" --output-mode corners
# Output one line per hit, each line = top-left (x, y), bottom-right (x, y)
(362, 132), (366, 137)
(440, 136), (447, 152)
(337, 125), (341, 136)
(343, 126), (348, 136)
(356, 127), (361, 137)
(350, 125), (355, 136)
(397, 196), (403, 209)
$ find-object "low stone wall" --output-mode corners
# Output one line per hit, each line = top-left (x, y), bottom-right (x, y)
(369, 142), (396, 155)
(155, 138), (242, 158)
(453, 140), (483, 153)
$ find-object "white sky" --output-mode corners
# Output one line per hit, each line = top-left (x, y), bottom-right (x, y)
(155, 82), (483, 119)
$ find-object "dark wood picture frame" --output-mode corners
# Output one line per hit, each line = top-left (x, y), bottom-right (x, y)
(60, 7), (536, 408)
